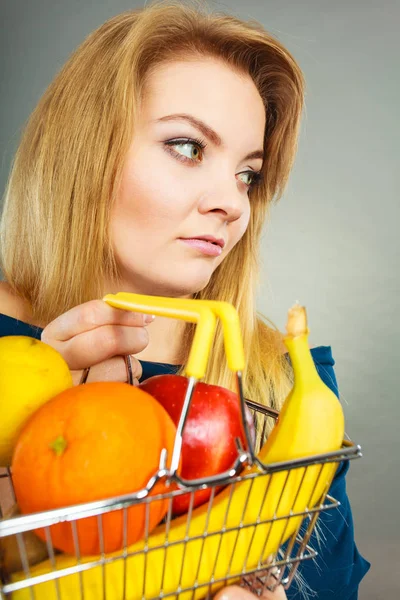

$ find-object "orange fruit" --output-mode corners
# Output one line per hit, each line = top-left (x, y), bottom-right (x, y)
(11, 381), (177, 556)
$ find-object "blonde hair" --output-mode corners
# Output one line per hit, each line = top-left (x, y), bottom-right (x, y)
(0, 0), (304, 445)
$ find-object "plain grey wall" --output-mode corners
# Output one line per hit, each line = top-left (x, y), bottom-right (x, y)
(1, 0), (398, 597)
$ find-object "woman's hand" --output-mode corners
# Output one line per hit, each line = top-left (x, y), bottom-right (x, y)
(214, 582), (287, 599)
(41, 299), (153, 385)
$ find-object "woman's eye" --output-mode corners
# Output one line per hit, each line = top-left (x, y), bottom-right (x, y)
(238, 171), (263, 189)
(164, 139), (205, 163)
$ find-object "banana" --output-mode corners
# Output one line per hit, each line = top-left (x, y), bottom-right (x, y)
(10, 304), (345, 600)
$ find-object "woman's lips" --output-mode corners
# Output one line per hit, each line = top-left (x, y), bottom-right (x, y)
(179, 238), (223, 257)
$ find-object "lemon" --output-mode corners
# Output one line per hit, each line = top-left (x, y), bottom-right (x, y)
(0, 336), (73, 466)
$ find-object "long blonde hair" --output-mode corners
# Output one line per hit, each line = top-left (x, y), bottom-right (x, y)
(0, 0), (304, 442)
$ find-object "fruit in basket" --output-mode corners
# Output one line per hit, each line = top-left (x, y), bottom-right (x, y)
(10, 303), (345, 600)
(11, 381), (177, 556)
(0, 335), (73, 467)
(139, 374), (256, 515)
(0, 504), (51, 574)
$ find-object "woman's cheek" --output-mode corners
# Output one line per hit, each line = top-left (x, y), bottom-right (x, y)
(236, 208), (251, 244)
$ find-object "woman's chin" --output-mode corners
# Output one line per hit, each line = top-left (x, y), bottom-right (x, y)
(106, 266), (214, 298)
(151, 275), (212, 298)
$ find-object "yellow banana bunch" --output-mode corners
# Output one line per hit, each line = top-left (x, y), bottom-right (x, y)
(11, 303), (345, 600)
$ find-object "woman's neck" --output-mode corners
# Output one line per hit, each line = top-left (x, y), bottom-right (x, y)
(102, 279), (194, 365)
(134, 315), (187, 365)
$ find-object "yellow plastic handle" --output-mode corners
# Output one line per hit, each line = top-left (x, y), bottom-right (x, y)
(195, 300), (245, 372)
(102, 293), (245, 377)
(103, 293), (216, 379)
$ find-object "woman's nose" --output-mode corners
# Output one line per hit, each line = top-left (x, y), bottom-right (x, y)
(197, 175), (248, 223)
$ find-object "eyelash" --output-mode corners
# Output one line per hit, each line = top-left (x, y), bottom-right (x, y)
(163, 137), (264, 191)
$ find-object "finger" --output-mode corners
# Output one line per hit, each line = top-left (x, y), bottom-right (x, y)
(259, 584), (287, 599)
(51, 325), (149, 370)
(71, 355), (143, 385)
(42, 299), (154, 342)
(238, 567), (286, 599)
(89, 355), (143, 382)
(214, 585), (258, 599)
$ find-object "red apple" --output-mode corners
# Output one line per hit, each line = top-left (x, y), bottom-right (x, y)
(138, 374), (255, 515)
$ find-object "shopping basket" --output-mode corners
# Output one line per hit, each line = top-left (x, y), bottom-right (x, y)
(0, 293), (362, 599)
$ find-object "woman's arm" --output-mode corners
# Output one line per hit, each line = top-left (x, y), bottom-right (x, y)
(284, 348), (370, 599)
(286, 460), (370, 599)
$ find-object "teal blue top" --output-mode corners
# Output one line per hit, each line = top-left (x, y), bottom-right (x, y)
(0, 312), (370, 598)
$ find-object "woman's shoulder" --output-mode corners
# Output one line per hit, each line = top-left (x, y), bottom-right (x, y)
(0, 281), (30, 320)
(270, 321), (338, 396)
(272, 327), (333, 362)
(311, 345), (339, 397)
(0, 281), (43, 339)
(310, 344), (335, 365)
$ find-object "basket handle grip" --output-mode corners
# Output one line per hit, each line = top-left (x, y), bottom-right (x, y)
(103, 293), (245, 378)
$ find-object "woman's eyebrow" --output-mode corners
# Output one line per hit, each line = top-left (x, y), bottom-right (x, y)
(154, 113), (265, 162)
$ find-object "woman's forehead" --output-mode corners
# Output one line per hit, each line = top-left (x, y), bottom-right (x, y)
(143, 58), (261, 104)
(139, 58), (266, 146)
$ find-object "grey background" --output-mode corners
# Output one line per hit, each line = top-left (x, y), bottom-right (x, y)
(1, 0), (398, 597)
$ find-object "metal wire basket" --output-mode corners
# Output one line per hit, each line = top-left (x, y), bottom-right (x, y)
(0, 294), (362, 599)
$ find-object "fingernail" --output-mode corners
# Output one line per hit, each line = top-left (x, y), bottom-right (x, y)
(144, 314), (156, 324)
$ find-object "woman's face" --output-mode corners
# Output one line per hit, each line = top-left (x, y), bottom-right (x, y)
(110, 58), (266, 297)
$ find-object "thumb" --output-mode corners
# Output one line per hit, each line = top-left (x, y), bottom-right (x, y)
(258, 585), (287, 599)
(213, 585), (258, 599)
(213, 583), (287, 600)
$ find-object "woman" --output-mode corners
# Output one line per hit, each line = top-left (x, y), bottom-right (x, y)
(0, 1), (369, 598)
